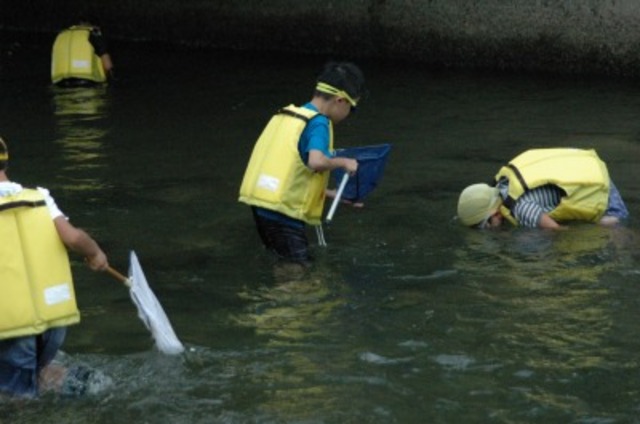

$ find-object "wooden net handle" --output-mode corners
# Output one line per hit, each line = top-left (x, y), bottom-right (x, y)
(106, 266), (131, 287)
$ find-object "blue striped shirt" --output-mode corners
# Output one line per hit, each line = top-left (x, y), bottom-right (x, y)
(497, 180), (564, 228)
(498, 179), (628, 227)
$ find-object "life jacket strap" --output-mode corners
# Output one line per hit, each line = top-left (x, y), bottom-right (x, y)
(277, 108), (315, 122)
(501, 163), (528, 212)
(0, 199), (46, 212)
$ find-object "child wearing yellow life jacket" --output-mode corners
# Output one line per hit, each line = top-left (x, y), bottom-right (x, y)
(239, 62), (366, 265)
(0, 137), (110, 398)
(456, 148), (629, 229)
(51, 18), (114, 87)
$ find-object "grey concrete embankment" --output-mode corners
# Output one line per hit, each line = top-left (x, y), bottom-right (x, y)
(3, 0), (640, 76)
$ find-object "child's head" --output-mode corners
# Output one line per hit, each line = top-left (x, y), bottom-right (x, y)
(314, 62), (365, 117)
(76, 15), (100, 27)
(457, 183), (503, 227)
(0, 137), (8, 171)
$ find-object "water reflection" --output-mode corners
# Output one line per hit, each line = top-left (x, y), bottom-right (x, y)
(233, 263), (355, 421)
(3, 34), (640, 422)
(50, 86), (110, 192)
(452, 225), (640, 414)
(52, 85), (109, 118)
(455, 225), (631, 282)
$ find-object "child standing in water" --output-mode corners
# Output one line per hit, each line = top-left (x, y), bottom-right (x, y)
(239, 62), (366, 266)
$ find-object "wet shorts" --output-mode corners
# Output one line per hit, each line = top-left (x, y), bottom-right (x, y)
(0, 328), (66, 398)
(251, 207), (312, 264)
(606, 181), (629, 219)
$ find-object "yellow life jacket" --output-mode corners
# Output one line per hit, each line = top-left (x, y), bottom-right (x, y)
(0, 189), (79, 340)
(495, 148), (610, 225)
(238, 105), (334, 225)
(51, 25), (107, 84)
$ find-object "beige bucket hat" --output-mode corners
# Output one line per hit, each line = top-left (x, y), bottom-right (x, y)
(457, 183), (502, 226)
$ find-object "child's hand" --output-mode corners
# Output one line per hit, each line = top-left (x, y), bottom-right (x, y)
(344, 158), (358, 176)
(325, 189), (364, 207)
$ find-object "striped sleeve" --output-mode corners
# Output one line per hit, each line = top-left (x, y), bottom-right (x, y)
(512, 185), (564, 227)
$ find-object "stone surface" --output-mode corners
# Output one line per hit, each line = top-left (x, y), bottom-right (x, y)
(3, 0), (640, 76)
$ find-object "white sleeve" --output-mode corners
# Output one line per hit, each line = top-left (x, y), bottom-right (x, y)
(36, 187), (66, 220)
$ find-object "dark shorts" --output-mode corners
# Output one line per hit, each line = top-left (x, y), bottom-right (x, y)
(0, 327), (66, 397)
(251, 207), (312, 265)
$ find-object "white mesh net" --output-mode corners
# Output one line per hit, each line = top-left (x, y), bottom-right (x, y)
(128, 251), (184, 355)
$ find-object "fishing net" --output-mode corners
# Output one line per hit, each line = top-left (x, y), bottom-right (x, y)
(320, 144), (392, 243)
(331, 143), (392, 202)
(127, 250), (184, 355)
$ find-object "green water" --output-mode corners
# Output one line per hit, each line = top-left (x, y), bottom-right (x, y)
(1, 33), (639, 423)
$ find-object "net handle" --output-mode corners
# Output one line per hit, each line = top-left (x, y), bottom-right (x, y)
(106, 266), (132, 287)
(326, 173), (349, 223)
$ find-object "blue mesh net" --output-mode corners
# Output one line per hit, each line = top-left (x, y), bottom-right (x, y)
(331, 144), (391, 201)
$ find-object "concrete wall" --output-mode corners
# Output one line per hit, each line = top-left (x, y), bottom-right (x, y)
(3, 0), (640, 76)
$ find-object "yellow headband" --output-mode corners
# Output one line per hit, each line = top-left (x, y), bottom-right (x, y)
(316, 82), (358, 107)
(0, 153), (7, 160)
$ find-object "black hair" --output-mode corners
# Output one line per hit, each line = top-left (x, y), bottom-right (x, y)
(76, 14), (100, 27)
(0, 137), (7, 171)
(315, 61), (366, 101)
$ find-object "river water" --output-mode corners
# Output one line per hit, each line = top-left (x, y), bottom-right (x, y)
(1, 32), (640, 423)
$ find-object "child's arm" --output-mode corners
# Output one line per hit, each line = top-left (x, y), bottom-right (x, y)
(308, 150), (358, 175)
